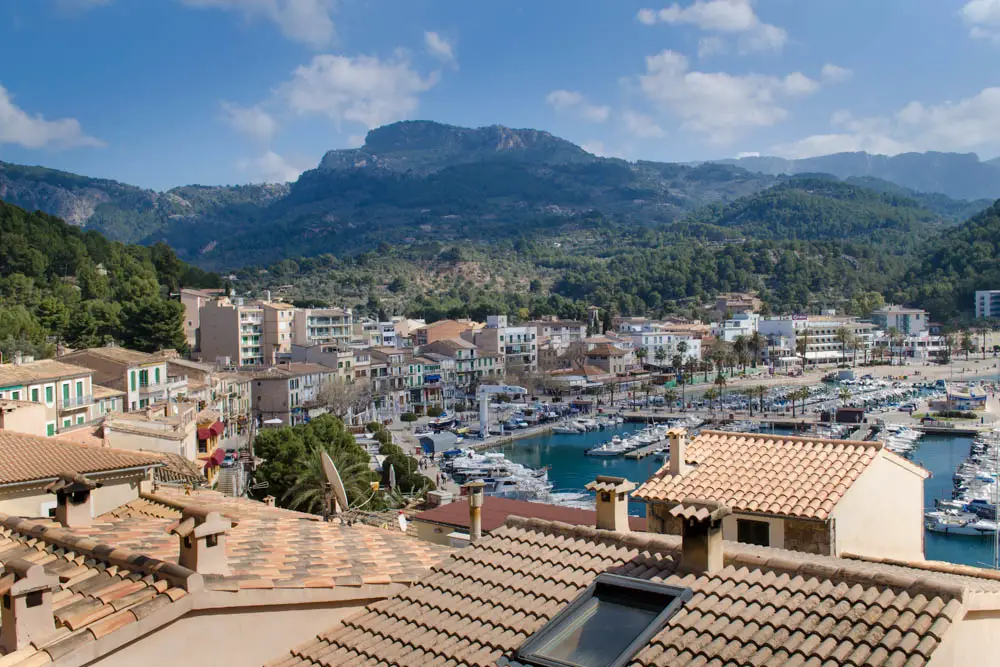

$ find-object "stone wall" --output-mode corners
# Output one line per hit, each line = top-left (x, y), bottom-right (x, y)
(783, 518), (832, 555)
(647, 504), (682, 535)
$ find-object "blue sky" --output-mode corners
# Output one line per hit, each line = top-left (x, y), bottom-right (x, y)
(1, 0), (999, 190)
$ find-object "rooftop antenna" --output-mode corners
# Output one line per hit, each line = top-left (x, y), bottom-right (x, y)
(320, 450), (349, 523)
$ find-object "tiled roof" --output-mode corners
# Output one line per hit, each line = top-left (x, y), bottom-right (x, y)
(588, 342), (627, 356)
(0, 513), (198, 664)
(0, 431), (163, 485)
(77, 487), (453, 592)
(269, 516), (1000, 667)
(632, 430), (922, 520)
(63, 347), (160, 366)
(150, 453), (206, 485)
(0, 359), (92, 387)
(412, 497), (646, 534)
(91, 384), (125, 399)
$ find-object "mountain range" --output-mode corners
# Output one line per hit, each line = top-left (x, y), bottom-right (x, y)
(1, 121), (997, 270)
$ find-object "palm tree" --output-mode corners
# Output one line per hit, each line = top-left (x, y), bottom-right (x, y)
(838, 387), (852, 406)
(835, 327), (850, 366)
(283, 445), (374, 515)
(676, 340), (689, 365)
(664, 388), (679, 413)
(749, 331), (764, 368)
(961, 330), (975, 361)
(795, 328), (809, 368)
(733, 335), (748, 371)
(683, 358), (697, 410)
(713, 372), (727, 412)
(635, 346), (648, 368)
(886, 327), (901, 365)
(754, 385), (767, 415)
(703, 388), (718, 416)
(654, 346), (668, 368)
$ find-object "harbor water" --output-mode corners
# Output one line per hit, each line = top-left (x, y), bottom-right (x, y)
(497, 423), (997, 568)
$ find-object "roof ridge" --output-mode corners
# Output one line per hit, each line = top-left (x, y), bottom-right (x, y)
(501, 516), (983, 601)
(699, 429), (884, 449)
(0, 513), (203, 591)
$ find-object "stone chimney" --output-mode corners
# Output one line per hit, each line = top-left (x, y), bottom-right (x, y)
(669, 499), (730, 574)
(263, 495), (276, 507)
(464, 480), (485, 544)
(0, 559), (59, 653)
(168, 506), (239, 576)
(585, 475), (636, 533)
(667, 427), (689, 476)
(45, 472), (102, 528)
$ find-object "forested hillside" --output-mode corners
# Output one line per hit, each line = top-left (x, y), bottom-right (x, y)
(0, 201), (218, 358)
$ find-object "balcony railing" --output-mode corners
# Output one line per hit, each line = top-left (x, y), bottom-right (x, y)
(58, 394), (92, 410)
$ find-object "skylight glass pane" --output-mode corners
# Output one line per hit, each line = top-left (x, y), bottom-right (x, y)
(532, 595), (658, 666)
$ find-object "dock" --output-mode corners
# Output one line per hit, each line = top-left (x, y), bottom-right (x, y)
(624, 440), (666, 460)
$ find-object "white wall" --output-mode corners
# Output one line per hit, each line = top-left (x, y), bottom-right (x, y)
(0, 475), (142, 519)
(928, 611), (1000, 667)
(831, 453), (925, 561)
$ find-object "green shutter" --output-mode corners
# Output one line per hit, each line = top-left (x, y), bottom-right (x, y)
(62, 384), (69, 401)
(130, 371), (136, 391)
(76, 415), (84, 425)
(76, 380), (83, 397)
(46, 386), (53, 403)
(11, 391), (19, 400)
(62, 418), (70, 428)
(46, 423), (55, 436)
(31, 388), (39, 402)
(155, 367), (161, 384)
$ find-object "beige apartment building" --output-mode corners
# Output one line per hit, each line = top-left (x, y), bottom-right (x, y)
(180, 287), (225, 349)
(637, 428), (929, 562)
(291, 306), (353, 347)
(251, 362), (335, 426)
(262, 301), (294, 361)
(0, 359), (99, 435)
(198, 297), (266, 367)
(62, 347), (184, 413)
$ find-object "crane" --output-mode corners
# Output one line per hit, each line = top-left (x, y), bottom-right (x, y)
(477, 384), (528, 436)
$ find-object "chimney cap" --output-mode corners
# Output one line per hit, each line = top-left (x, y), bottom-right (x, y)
(668, 498), (731, 522)
(168, 506), (239, 538)
(585, 476), (636, 494)
(666, 427), (688, 436)
(45, 472), (102, 494)
(463, 480), (486, 491)
(0, 559), (59, 597)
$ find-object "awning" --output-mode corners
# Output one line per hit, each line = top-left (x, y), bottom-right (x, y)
(198, 421), (225, 440)
(203, 448), (225, 472)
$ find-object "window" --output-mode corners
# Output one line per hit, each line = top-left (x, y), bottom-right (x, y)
(62, 383), (70, 401)
(130, 371), (136, 391)
(46, 385), (53, 403)
(155, 367), (161, 384)
(517, 574), (691, 667)
(737, 518), (770, 547)
(76, 380), (83, 397)
(62, 418), (71, 428)
(76, 415), (85, 425)
(31, 387), (39, 402)
(46, 423), (56, 437)
(11, 391), (19, 400)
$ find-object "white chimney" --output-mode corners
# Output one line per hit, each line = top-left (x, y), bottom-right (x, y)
(669, 500), (730, 574)
(585, 475), (636, 533)
(46, 472), (102, 528)
(464, 480), (485, 544)
(667, 428), (689, 476)
(168, 506), (239, 575)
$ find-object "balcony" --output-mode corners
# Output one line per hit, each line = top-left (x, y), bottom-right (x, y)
(137, 378), (187, 395)
(58, 394), (92, 411)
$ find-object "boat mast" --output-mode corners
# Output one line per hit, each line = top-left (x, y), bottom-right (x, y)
(994, 430), (999, 570)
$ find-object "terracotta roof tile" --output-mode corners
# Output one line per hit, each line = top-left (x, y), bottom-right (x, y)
(265, 516), (1000, 667)
(0, 431), (163, 485)
(633, 431), (920, 520)
(74, 487), (452, 591)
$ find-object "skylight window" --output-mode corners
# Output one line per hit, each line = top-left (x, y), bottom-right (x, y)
(515, 573), (691, 667)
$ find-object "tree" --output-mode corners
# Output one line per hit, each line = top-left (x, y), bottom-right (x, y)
(120, 298), (186, 352)
(654, 346), (668, 368)
(961, 330), (975, 360)
(283, 444), (376, 515)
(733, 335), (750, 371)
(713, 372), (727, 411)
(663, 388), (678, 413)
(795, 327), (809, 367)
(839, 387), (852, 406)
(676, 340), (689, 365)
(749, 331), (763, 368)
(835, 327), (850, 365)
(635, 346), (648, 367)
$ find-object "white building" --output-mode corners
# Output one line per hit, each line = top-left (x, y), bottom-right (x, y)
(465, 315), (538, 374)
(291, 307), (354, 348)
(976, 290), (1000, 319)
(759, 316), (875, 366)
(872, 305), (928, 335)
(716, 312), (760, 343)
(628, 331), (701, 364)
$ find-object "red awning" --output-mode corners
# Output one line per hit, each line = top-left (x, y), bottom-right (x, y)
(198, 421), (225, 440)
(207, 448), (225, 466)
(210, 421), (224, 436)
(197, 427), (212, 440)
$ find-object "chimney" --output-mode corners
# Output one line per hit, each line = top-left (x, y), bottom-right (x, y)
(585, 475), (636, 533)
(669, 499), (730, 574)
(263, 495), (276, 507)
(464, 480), (485, 544)
(45, 473), (102, 527)
(0, 559), (59, 653)
(667, 427), (689, 476)
(168, 506), (239, 576)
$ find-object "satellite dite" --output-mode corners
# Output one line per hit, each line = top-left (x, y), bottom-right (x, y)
(321, 450), (349, 522)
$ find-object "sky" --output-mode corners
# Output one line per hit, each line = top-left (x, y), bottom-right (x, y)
(1, 0), (999, 190)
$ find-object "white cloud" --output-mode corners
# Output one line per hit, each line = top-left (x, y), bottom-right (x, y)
(636, 50), (819, 142)
(181, 0), (336, 49)
(697, 36), (727, 58)
(774, 87), (1000, 158)
(961, 0), (1000, 39)
(237, 150), (309, 183)
(580, 141), (624, 158)
(424, 31), (457, 68)
(820, 64), (853, 84)
(545, 90), (610, 123)
(637, 0), (787, 54)
(282, 53), (439, 129)
(221, 101), (278, 141)
(735, 151), (760, 158)
(0, 83), (104, 149)
(622, 110), (666, 138)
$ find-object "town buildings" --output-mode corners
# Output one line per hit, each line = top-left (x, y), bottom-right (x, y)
(976, 289), (1000, 319)
(197, 297), (266, 366)
(0, 359), (100, 436)
(463, 315), (538, 374)
(62, 347), (185, 413)
(179, 287), (224, 349)
(250, 362), (336, 426)
(873, 305), (930, 335)
(759, 315), (875, 366)
(291, 306), (353, 348)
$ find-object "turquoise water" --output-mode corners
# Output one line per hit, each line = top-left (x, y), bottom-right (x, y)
(498, 425), (997, 568)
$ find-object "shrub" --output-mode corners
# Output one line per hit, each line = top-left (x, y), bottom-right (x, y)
(934, 410), (978, 419)
(400, 412), (418, 423)
(426, 406), (444, 417)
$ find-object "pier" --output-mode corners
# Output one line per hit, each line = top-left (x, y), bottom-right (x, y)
(624, 440), (667, 460)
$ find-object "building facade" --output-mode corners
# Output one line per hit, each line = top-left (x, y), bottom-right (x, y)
(0, 359), (98, 435)
(873, 305), (929, 335)
(976, 290), (1000, 319)
(62, 347), (183, 413)
(291, 307), (353, 348)
(199, 298), (266, 367)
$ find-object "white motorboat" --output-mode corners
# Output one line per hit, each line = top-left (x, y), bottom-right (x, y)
(925, 513), (998, 536)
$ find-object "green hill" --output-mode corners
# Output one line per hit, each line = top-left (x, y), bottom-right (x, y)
(0, 200), (219, 357)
